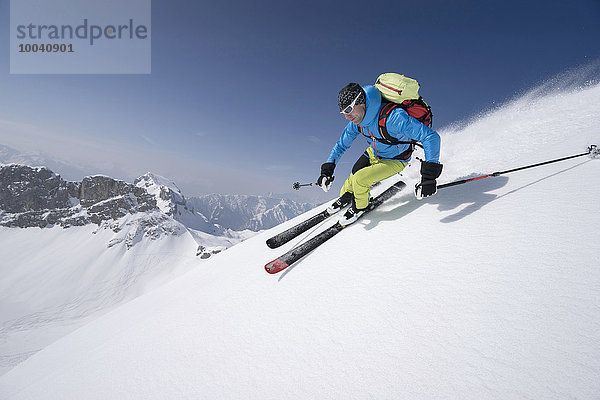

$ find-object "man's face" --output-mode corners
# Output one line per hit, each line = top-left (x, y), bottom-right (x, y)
(343, 103), (366, 125)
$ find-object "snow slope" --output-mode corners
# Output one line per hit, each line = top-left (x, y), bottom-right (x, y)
(0, 222), (199, 375)
(1, 75), (599, 399)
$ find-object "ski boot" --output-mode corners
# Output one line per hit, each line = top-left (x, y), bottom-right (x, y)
(326, 192), (353, 215)
(338, 197), (371, 227)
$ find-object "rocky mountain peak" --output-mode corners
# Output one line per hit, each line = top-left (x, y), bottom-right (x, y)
(134, 173), (185, 215)
(0, 164), (78, 213)
(80, 175), (155, 208)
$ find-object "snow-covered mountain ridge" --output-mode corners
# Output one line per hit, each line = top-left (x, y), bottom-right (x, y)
(0, 166), (226, 253)
(0, 161), (315, 234)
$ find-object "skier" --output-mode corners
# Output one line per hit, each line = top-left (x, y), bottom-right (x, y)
(317, 82), (442, 225)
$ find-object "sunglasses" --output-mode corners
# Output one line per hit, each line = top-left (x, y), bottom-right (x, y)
(340, 92), (362, 114)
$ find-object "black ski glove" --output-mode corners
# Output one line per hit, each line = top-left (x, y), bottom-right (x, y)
(317, 162), (335, 192)
(415, 161), (443, 200)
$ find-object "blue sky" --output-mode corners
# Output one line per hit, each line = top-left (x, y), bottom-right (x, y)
(1, 0), (599, 199)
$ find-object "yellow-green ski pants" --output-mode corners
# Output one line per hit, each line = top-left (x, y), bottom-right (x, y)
(340, 147), (407, 209)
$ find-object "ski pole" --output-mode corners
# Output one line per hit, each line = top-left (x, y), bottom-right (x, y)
(437, 144), (598, 190)
(293, 182), (318, 190)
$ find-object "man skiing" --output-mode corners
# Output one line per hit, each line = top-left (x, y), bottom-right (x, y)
(317, 82), (442, 226)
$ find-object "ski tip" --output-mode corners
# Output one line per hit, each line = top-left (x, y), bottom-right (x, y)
(266, 238), (279, 249)
(265, 258), (289, 274)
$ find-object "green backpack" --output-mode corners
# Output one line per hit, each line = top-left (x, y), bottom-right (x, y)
(375, 73), (422, 104)
(373, 73), (432, 129)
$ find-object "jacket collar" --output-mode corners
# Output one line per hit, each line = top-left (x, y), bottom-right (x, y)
(359, 85), (381, 127)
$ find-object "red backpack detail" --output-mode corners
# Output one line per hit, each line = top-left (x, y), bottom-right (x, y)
(376, 98), (433, 144)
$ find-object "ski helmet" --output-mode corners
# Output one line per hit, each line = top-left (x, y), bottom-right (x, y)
(338, 83), (365, 112)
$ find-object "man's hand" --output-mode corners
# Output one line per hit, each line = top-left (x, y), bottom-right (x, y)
(317, 162), (335, 192)
(415, 161), (443, 200)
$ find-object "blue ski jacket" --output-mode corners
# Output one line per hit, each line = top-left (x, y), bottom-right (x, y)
(326, 85), (441, 164)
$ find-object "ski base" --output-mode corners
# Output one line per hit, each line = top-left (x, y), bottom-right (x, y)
(265, 180), (406, 274)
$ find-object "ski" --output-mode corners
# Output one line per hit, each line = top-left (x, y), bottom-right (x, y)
(266, 209), (334, 249)
(266, 181), (382, 249)
(265, 180), (406, 274)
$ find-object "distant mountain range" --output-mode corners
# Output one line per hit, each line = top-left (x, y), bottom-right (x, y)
(188, 194), (314, 232)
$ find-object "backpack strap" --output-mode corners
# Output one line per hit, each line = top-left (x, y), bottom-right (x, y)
(357, 103), (424, 149)
(377, 103), (415, 146)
